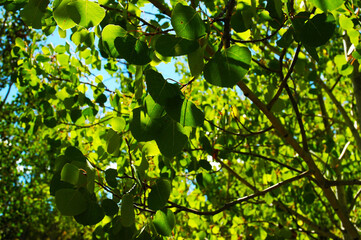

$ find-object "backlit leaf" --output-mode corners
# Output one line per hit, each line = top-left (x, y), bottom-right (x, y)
(74, 201), (105, 225)
(115, 35), (151, 65)
(102, 199), (119, 216)
(130, 107), (163, 142)
(310, 0), (343, 12)
(121, 194), (135, 227)
(154, 118), (188, 158)
(20, 0), (49, 29)
(300, 13), (336, 48)
(148, 179), (171, 211)
(153, 209), (175, 236)
(145, 70), (181, 106)
(101, 24), (127, 58)
(53, 0), (77, 30)
(165, 97), (204, 127)
(67, 0), (105, 28)
(171, 3), (206, 40)
(55, 189), (88, 216)
(204, 45), (251, 87)
(155, 35), (199, 56)
(60, 163), (79, 185)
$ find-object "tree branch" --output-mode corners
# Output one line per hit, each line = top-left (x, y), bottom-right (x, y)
(284, 83), (309, 152)
(267, 44), (301, 110)
(230, 150), (303, 173)
(214, 156), (258, 192)
(170, 171), (309, 215)
(236, 80), (360, 238)
(147, 0), (172, 17)
(317, 78), (361, 154)
(0, 82), (13, 111)
(222, 0), (236, 48)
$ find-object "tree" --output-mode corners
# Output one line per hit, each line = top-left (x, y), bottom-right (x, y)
(0, 6), (93, 240)
(1, 0), (361, 239)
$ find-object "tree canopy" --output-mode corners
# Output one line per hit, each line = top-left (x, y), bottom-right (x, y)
(1, 0), (361, 239)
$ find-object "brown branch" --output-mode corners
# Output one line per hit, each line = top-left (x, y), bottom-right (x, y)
(326, 179), (361, 187)
(214, 157), (258, 192)
(275, 201), (342, 239)
(252, 58), (281, 73)
(236, 80), (360, 238)
(349, 187), (361, 213)
(147, 0), (172, 17)
(230, 150), (302, 173)
(205, 119), (273, 137)
(284, 83), (309, 152)
(0, 82), (13, 111)
(317, 78), (361, 154)
(267, 44), (301, 110)
(222, 0), (236, 49)
(170, 171), (310, 215)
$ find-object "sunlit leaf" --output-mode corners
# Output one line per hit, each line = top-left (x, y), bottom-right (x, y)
(204, 45), (252, 87)
(171, 3), (206, 40)
(153, 209), (175, 236)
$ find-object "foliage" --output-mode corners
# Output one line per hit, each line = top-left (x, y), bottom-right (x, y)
(0, 9), (93, 239)
(1, 0), (361, 239)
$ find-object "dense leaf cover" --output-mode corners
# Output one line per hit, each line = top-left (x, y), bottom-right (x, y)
(1, 0), (361, 239)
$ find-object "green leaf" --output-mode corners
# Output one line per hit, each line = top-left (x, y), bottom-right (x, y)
(145, 70), (181, 106)
(204, 45), (251, 87)
(300, 13), (336, 48)
(60, 163), (79, 185)
(148, 179), (171, 211)
(121, 194), (135, 227)
(20, 0), (49, 29)
(107, 130), (122, 154)
(64, 146), (86, 162)
(277, 28), (293, 48)
(101, 24), (127, 58)
(144, 95), (166, 119)
(187, 46), (204, 76)
(199, 159), (212, 171)
(55, 189), (88, 216)
(105, 168), (118, 188)
(66, 0), (105, 28)
(53, 0), (77, 30)
(154, 118), (188, 158)
(114, 35), (151, 65)
(339, 15), (354, 30)
(110, 117), (126, 132)
(153, 209), (175, 236)
(165, 97), (204, 127)
(304, 44), (319, 62)
(102, 198), (119, 216)
(266, 0), (283, 20)
(74, 201), (105, 225)
(231, 6), (253, 33)
(155, 35), (199, 57)
(130, 107), (163, 142)
(310, 0), (343, 12)
(171, 3), (206, 40)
